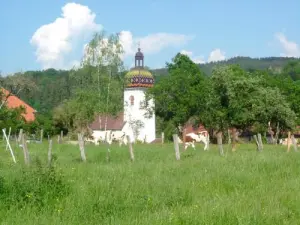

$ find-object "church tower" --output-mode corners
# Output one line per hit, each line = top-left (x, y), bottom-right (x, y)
(123, 48), (156, 143)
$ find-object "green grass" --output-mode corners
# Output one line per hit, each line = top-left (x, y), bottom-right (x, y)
(0, 140), (300, 224)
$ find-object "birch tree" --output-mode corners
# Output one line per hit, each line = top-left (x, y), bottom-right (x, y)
(53, 31), (125, 136)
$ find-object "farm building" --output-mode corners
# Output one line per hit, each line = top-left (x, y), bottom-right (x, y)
(1, 87), (36, 122)
(88, 47), (156, 143)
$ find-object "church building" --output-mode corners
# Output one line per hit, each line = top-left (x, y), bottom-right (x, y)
(89, 48), (156, 143)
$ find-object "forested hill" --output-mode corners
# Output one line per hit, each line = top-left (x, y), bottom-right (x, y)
(1, 56), (299, 114)
(152, 56), (300, 76)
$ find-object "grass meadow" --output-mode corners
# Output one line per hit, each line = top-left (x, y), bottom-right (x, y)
(0, 140), (300, 225)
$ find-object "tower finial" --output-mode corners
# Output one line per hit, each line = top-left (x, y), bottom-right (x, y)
(137, 41), (141, 51)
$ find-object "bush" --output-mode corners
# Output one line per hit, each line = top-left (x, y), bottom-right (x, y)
(0, 157), (70, 211)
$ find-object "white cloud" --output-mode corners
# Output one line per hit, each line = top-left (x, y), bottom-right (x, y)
(119, 31), (192, 57)
(275, 32), (300, 57)
(207, 49), (226, 62)
(30, 3), (101, 69)
(180, 50), (205, 64)
(181, 48), (226, 64)
(30, 3), (192, 70)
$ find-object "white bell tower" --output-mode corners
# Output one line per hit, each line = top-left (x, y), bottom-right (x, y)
(123, 48), (156, 143)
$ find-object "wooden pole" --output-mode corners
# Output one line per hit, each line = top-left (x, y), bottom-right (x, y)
(48, 139), (53, 166)
(105, 131), (111, 162)
(287, 131), (291, 153)
(5, 127), (11, 151)
(172, 134), (180, 160)
(21, 133), (30, 165)
(182, 128), (187, 152)
(60, 130), (63, 141)
(18, 129), (23, 144)
(126, 135), (134, 161)
(2, 129), (16, 163)
(161, 132), (164, 146)
(40, 129), (43, 143)
(78, 133), (87, 162)
(275, 123), (280, 145)
(258, 133), (263, 151)
(291, 134), (298, 152)
(253, 134), (262, 152)
(216, 131), (224, 156)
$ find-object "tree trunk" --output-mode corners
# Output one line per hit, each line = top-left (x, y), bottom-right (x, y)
(216, 131), (224, 156)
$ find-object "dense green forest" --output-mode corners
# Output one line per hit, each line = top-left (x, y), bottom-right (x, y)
(1, 56), (299, 114)
(152, 56), (300, 77)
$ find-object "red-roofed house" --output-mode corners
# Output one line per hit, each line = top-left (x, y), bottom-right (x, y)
(1, 88), (36, 122)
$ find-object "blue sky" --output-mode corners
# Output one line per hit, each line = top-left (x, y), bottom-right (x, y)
(0, 0), (300, 74)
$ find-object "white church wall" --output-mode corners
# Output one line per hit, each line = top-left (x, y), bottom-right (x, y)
(123, 87), (156, 143)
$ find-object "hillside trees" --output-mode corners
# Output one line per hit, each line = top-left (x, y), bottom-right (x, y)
(0, 72), (36, 110)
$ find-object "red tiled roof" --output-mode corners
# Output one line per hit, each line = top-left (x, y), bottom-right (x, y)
(1, 88), (36, 122)
(89, 112), (126, 130)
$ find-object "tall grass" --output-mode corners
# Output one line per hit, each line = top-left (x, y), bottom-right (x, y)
(0, 141), (299, 224)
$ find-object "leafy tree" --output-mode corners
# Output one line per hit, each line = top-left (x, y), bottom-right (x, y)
(0, 105), (26, 134)
(146, 53), (208, 139)
(199, 65), (296, 152)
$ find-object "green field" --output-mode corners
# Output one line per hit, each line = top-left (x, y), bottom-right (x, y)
(0, 141), (299, 225)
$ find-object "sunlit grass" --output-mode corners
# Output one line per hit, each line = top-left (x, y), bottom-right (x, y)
(0, 140), (299, 224)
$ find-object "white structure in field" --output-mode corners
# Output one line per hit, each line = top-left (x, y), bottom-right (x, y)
(123, 48), (156, 143)
(88, 47), (156, 144)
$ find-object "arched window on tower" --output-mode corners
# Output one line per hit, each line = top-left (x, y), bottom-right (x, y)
(129, 95), (134, 106)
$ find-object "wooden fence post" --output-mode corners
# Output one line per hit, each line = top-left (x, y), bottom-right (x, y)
(291, 134), (298, 152)
(2, 129), (16, 163)
(78, 133), (87, 162)
(40, 129), (43, 143)
(105, 131), (111, 162)
(5, 127), (11, 151)
(172, 134), (180, 160)
(287, 131), (291, 153)
(182, 128), (187, 152)
(216, 131), (224, 156)
(18, 129), (23, 144)
(21, 133), (30, 165)
(126, 135), (134, 162)
(48, 139), (53, 166)
(161, 132), (164, 145)
(258, 133), (263, 151)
